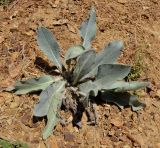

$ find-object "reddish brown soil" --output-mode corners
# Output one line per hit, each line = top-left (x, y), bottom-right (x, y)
(0, 0), (160, 147)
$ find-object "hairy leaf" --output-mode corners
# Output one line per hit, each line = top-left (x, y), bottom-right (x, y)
(33, 81), (65, 139)
(98, 81), (149, 92)
(113, 81), (150, 92)
(96, 64), (131, 82)
(33, 80), (65, 117)
(78, 81), (98, 108)
(37, 27), (62, 70)
(79, 6), (96, 49)
(73, 50), (96, 85)
(84, 40), (124, 79)
(96, 40), (123, 64)
(13, 75), (60, 95)
(93, 64), (130, 92)
(64, 45), (85, 62)
(79, 80), (98, 97)
(101, 91), (146, 111)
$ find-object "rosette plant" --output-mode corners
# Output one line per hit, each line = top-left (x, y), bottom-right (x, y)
(10, 7), (149, 139)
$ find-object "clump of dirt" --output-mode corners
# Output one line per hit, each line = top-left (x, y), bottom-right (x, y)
(0, 0), (160, 147)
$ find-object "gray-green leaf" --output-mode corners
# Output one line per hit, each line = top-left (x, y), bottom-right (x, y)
(96, 64), (131, 82)
(13, 75), (59, 95)
(84, 40), (124, 79)
(101, 91), (146, 111)
(129, 95), (146, 111)
(33, 81), (65, 139)
(37, 27), (62, 70)
(94, 64), (131, 88)
(64, 45), (85, 63)
(99, 81), (149, 91)
(113, 81), (150, 92)
(79, 6), (96, 49)
(79, 80), (98, 97)
(73, 50), (96, 85)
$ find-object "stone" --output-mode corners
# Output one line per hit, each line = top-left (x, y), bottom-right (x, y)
(100, 137), (112, 145)
(46, 135), (59, 148)
(117, 0), (127, 4)
(64, 131), (75, 142)
(110, 116), (124, 127)
(156, 89), (160, 98)
(0, 36), (4, 43)
(156, 143), (160, 148)
(10, 101), (19, 108)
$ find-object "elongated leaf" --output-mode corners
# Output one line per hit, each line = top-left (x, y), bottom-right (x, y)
(94, 64), (131, 89)
(79, 6), (96, 49)
(79, 80), (98, 97)
(98, 81), (149, 92)
(84, 40), (124, 79)
(33, 81), (65, 139)
(73, 50), (96, 85)
(96, 64), (131, 82)
(113, 81), (150, 92)
(37, 27), (62, 70)
(96, 40), (123, 64)
(33, 80), (65, 117)
(13, 75), (60, 95)
(65, 45), (85, 62)
(93, 64), (130, 91)
(101, 92), (146, 111)
(43, 81), (65, 139)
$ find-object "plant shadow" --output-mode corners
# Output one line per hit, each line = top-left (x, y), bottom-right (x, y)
(34, 57), (59, 75)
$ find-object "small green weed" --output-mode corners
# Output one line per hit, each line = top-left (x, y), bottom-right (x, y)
(0, 0), (13, 5)
(127, 49), (144, 81)
(0, 139), (28, 148)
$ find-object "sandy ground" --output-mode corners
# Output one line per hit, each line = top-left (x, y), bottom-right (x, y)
(0, 0), (160, 147)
